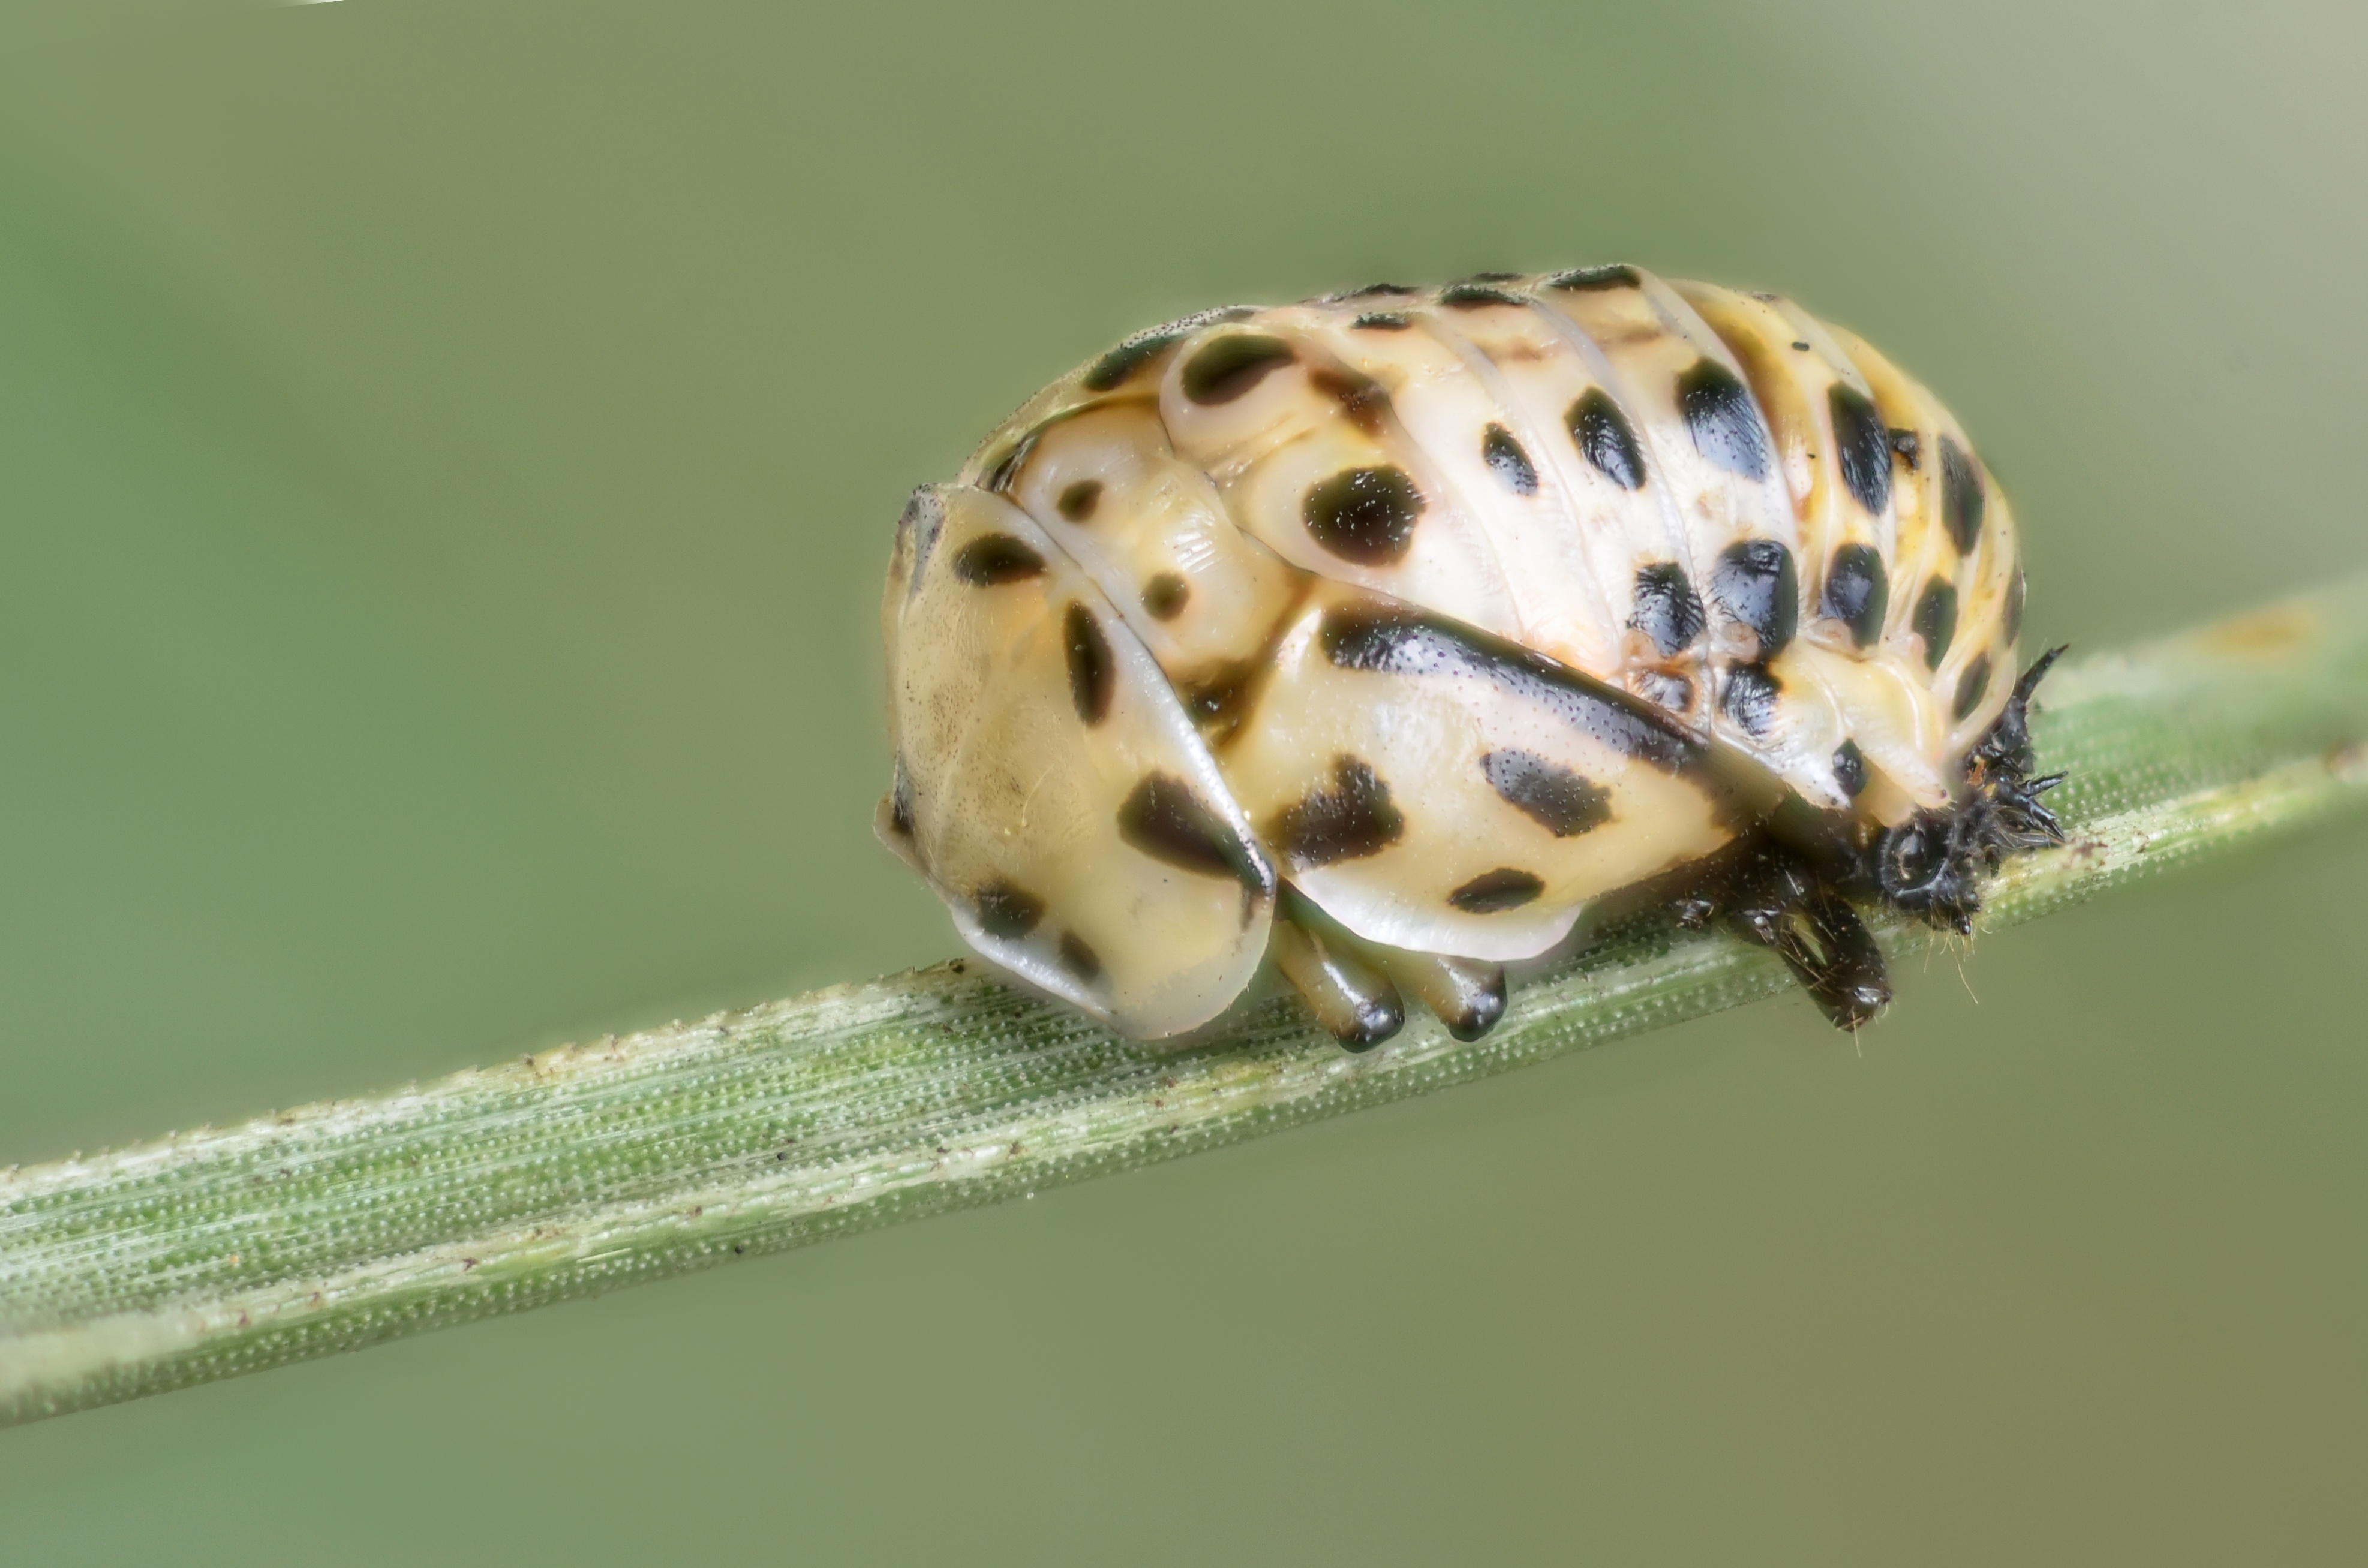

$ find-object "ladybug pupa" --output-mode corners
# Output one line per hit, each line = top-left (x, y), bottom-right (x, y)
(878, 266), (2062, 1048)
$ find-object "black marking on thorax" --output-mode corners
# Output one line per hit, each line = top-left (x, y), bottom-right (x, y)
(1267, 756), (1405, 868)
(1318, 601), (1707, 773)
(1057, 480), (1102, 522)
(1480, 750), (1613, 836)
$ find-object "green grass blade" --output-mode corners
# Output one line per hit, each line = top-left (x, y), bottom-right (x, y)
(4, 579), (2365, 1426)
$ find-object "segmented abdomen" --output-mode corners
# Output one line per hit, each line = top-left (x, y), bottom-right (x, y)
(963, 265), (2024, 820)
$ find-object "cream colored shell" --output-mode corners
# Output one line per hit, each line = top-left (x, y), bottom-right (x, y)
(882, 267), (2026, 1037)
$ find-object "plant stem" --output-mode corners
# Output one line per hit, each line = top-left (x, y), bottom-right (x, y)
(4, 581), (2366, 1428)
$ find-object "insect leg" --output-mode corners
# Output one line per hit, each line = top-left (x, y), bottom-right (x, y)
(1272, 890), (1404, 1051)
(1365, 949), (1509, 1042)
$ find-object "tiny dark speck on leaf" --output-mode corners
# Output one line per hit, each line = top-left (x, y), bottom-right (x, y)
(733, 1244), (746, 1255)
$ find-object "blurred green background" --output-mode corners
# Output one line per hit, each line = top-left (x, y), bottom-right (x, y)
(2, 0), (2363, 1559)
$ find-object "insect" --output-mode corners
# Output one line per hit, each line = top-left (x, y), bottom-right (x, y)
(878, 266), (2062, 1047)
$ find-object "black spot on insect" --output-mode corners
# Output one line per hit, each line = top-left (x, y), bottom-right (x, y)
(1448, 868), (1545, 913)
(1820, 543), (1889, 649)
(1320, 601), (1707, 772)
(1267, 756), (1405, 868)
(1720, 662), (1782, 738)
(888, 757), (915, 836)
(1568, 388), (1646, 490)
(1340, 282), (1418, 299)
(1063, 601), (1113, 725)
(1677, 359), (1772, 481)
(1438, 283), (1527, 309)
(1829, 384), (1892, 516)
(1791, 340), (1811, 352)
(952, 533), (1046, 586)
(1832, 739), (1869, 799)
(1057, 480), (1102, 522)
(1954, 652), (1994, 721)
(2005, 569), (2027, 643)
(1309, 367), (1391, 437)
(1182, 333), (1296, 405)
(1481, 423), (1538, 496)
(1544, 264), (1640, 291)
(973, 880), (1045, 940)
(1940, 437), (1985, 554)
(1480, 750), (1612, 836)
(1630, 562), (1706, 657)
(1143, 572), (1189, 621)
(1913, 577), (1958, 670)
(1632, 670), (1694, 714)
(1303, 465), (1424, 565)
(1082, 306), (1258, 391)
(1708, 539), (1799, 660)
(1352, 311), (1412, 331)
(1057, 931), (1102, 984)
(1889, 428), (1922, 469)
(1117, 772), (1272, 895)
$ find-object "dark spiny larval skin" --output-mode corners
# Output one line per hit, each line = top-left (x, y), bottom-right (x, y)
(1672, 647), (2065, 1028)
(885, 266), (2042, 1041)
